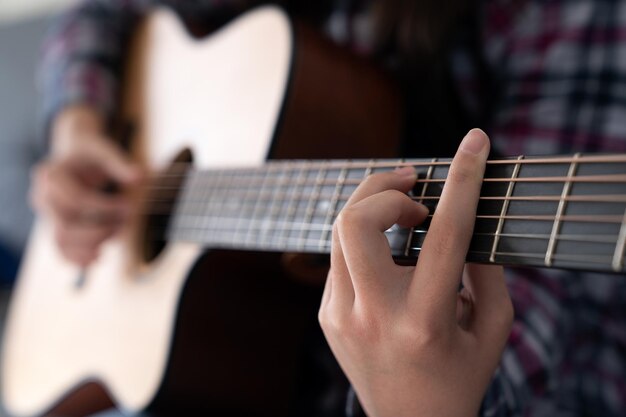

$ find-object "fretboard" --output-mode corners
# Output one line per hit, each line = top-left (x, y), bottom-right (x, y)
(167, 155), (626, 274)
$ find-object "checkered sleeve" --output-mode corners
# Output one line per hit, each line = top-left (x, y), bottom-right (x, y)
(472, 0), (626, 415)
(481, 0), (626, 156)
(39, 0), (154, 129)
(39, 0), (256, 133)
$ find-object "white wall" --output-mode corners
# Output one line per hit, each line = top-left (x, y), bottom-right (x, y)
(0, 0), (77, 23)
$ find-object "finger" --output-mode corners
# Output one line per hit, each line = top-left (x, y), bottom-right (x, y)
(344, 166), (417, 209)
(462, 264), (513, 354)
(411, 129), (490, 323)
(79, 136), (142, 185)
(39, 163), (130, 224)
(58, 221), (119, 252)
(326, 167), (419, 313)
(339, 190), (429, 303)
(327, 223), (356, 312)
(60, 243), (99, 267)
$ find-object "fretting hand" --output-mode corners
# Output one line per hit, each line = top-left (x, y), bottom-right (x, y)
(319, 129), (514, 417)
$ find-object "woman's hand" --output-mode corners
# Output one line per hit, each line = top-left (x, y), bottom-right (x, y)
(30, 105), (142, 266)
(319, 129), (513, 417)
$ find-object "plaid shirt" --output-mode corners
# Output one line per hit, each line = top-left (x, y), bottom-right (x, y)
(41, 1), (626, 416)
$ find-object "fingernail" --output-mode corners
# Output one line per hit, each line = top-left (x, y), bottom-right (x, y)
(394, 166), (416, 177)
(460, 129), (488, 155)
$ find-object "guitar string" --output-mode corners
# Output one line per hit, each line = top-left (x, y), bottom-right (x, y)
(148, 216), (622, 249)
(157, 153), (626, 170)
(134, 166), (626, 201)
(171, 226), (617, 262)
(164, 220), (621, 244)
(148, 201), (626, 224)
(133, 185), (626, 224)
(139, 190), (626, 206)
(137, 173), (626, 188)
(162, 225), (621, 266)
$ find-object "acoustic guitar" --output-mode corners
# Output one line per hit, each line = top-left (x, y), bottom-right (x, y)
(3, 5), (626, 417)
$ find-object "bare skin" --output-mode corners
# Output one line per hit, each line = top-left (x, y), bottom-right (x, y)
(319, 129), (514, 417)
(30, 105), (142, 266)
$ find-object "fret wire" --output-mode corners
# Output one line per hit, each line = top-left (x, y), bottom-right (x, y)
(546, 154), (580, 267)
(405, 158), (436, 256)
(182, 171), (204, 239)
(364, 159), (375, 178)
(230, 168), (254, 245)
(320, 164), (348, 250)
(490, 156), (524, 263)
(260, 163), (290, 245)
(191, 171), (211, 236)
(298, 162), (328, 251)
(200, 171), (215, 236)
(277, 161), (307, 247)
(218, 170), (240, 236)
(612, 209), (626, 272)
(170, 171), (197, 239)
(204, 170), (228, 241)
(245, 167), (272, 244)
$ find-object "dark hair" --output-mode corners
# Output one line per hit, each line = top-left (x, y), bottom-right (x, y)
(373, 0), (470, 63)
(371, 0), (475, 158)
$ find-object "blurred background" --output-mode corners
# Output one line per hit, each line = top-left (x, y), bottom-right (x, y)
(0, 2), (76, 415)
(0, 0), (78, 286)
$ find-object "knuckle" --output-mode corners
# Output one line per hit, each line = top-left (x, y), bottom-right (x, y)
(397, 321), (451, 354)
(447, 164), (476, 186)
(351, 309), (384, 344)
(318, 308), (347, 335)
(335, 206), (366, 233)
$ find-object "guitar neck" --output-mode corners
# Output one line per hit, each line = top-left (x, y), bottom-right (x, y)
(167, 154), (626, 273)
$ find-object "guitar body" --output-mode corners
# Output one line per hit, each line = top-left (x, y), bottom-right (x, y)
(2, 7), (401, 417)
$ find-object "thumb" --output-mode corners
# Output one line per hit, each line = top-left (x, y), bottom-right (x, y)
(462, 264), (513, 354)
(83, 135), (142, 185)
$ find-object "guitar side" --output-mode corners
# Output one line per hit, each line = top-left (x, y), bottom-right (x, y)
(2, 5), (402, 416)
(2, 7), (292, 415)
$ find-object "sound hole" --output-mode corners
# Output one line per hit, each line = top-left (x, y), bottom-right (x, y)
(142, 149), (193, 263)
